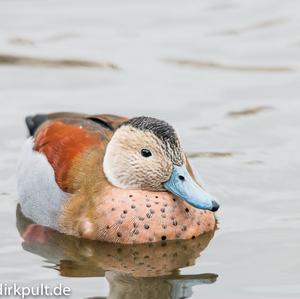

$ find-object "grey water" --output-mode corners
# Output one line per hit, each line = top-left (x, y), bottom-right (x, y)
(0, 0), (300, 298)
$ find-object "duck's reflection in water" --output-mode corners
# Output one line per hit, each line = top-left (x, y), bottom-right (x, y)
(16, 205), (218, 299)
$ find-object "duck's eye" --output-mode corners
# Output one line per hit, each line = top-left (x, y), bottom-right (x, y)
(141, 149), (152, 157)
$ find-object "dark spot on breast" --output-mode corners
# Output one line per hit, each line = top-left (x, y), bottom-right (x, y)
(134, 229), (139, 235)
(129, 195), (133, 197)
(181, 225), (187, 231)
(161, 214), (166, 218)
(160, 208), (165, 213)
(150, 209), (155, 214)
(121, 214), (126, 219)
(161, 235), (167, 240)
(155, 201), (159, 204)
(131, 205), (136, 209)
(123, 210), (128, 214)
(148, 237), (153, 242)
(176, 233), (181, 238)
(173, 198), (176, 202)
(111, 207), (115, 211)
(146, 212), (152, 218)
(144, 224), (150, 229)
(138, 216), (144, 221)
(144, 255), (149, 259)
(155, 196), (158, 198)
(162, 224), (167, 229)
(192, 235), (195, 239)
(146, 203), (151, 208)
(164, 203), (168, 207)
(118, 219), (123, 224)
(117, 232), (122, 237)
(197, 221), (201, 225)
(106, 225), (110, 229)
(185, 208), (189, 213)
(173, 220), (178, 226)
(133, 222), (138, 228)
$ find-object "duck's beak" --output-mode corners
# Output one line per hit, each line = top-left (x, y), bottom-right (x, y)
(163, 165), (219, 211)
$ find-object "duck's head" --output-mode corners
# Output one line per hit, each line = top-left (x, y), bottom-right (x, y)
(103, 117), (219, 212)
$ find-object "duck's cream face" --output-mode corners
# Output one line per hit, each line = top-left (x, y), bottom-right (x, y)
(103, 117), (219, 212)
(103, 125), (179, 191)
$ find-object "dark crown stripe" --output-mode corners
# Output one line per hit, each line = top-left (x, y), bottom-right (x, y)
(121, 116), (177, 145)
(121, 116), (183, 164)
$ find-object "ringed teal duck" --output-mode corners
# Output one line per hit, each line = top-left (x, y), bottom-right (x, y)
(17, 113), (219, 244)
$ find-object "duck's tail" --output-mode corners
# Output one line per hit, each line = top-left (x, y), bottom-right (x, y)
(25, 112), (83, 136)
(25, 114), (48, 136)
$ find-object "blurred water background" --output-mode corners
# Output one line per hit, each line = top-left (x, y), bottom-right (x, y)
(0, 0), (299, 298)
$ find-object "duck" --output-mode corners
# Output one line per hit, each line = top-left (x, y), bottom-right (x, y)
(17, 112), (219, 244)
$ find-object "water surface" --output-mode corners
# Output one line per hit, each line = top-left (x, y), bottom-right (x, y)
(0, 0), (299, 298)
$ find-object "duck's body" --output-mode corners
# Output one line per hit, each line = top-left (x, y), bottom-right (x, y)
(17, 113), (218, 244)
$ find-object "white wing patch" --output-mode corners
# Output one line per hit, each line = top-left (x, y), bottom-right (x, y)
(17, 137), (69, 230)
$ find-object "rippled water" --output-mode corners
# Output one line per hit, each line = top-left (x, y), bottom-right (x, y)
(0, 0), (300, 298)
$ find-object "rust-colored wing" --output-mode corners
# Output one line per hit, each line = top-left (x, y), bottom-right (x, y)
(31, 113), (128, 193)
